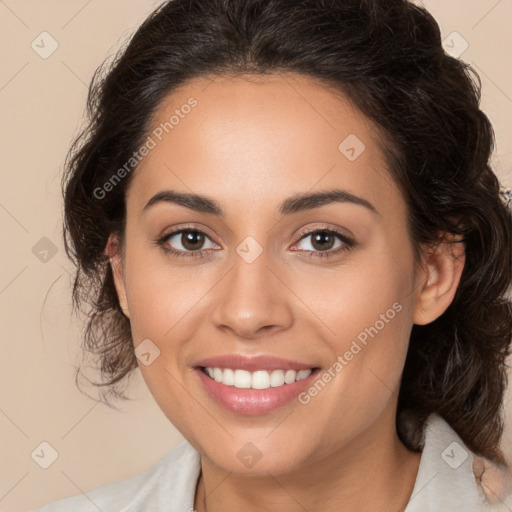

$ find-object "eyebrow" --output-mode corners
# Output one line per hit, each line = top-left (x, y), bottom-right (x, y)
(142, 188), (379, 216)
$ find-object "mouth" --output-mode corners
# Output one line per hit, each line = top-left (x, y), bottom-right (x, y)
(199, 366), (320, 389)
(193, 364), (322, 415)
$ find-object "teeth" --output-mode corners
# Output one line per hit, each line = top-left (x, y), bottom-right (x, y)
(284, 369), (296, 384)
(296, 369), (313, 381)
(270, 369), (285, 387)
(233, 369), (252, 388)
(203, 367), (313, 389)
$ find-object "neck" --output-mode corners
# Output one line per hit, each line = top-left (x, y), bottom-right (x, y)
(194, 411), (422, 512)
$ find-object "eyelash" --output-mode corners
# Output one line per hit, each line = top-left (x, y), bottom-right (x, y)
(154, 226), (356, 260)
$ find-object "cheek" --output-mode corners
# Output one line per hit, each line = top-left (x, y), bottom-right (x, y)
(123, 237), (209, 341)
(300, 260), (414, 443)
(298, 238), (414, 351)
(300, 240), (416, 402)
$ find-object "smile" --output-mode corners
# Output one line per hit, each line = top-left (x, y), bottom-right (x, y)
(201, 367), (314, 389)
(195, 366), (322, 415)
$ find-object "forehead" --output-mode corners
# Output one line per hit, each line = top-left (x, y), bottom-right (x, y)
(127, 73), (402, 218)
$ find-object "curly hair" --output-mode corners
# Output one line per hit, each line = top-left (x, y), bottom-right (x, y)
(62, 0), (512, 466)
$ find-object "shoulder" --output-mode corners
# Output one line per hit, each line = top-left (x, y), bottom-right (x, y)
(30, 440), (201, 512)
(405, 413), (511, 512)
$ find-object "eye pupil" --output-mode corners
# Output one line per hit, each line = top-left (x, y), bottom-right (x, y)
(182, 230), (204, 250)
(311, 231), (335, 251)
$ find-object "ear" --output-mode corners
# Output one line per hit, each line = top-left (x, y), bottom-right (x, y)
(105, 233), (130, 318)
(413, 233), (466, 325)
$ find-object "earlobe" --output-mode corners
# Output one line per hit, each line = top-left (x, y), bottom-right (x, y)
(105, 233), (130, 318)
(413, 234), (466, 326)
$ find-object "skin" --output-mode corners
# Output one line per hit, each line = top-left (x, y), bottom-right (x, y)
(107, 73), (465, 512)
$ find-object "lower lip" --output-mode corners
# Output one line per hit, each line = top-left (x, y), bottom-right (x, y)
(194, 367), (321, 415)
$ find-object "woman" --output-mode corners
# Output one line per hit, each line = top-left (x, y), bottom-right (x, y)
(32, 0), (512, 510)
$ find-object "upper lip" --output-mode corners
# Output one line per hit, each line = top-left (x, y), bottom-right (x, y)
(194, 354), (319, 372)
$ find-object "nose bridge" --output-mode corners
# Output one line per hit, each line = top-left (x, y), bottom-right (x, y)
(211, 242), (293, 338)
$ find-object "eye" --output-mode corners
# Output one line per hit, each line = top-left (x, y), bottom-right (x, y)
(292, 228), (355, 258)
(156, 228), (219, 258)
(155, 226), (356, 260)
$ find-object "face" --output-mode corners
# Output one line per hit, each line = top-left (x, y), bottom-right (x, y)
(109, 73), (437, 476)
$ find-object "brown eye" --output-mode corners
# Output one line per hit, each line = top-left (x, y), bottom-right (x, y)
(180, 230), (206, 251)
(309, 231), (336, 251)
(291, 228), (356, 260)
(296, 229), (349, 253)
(161, 229), (217, 254)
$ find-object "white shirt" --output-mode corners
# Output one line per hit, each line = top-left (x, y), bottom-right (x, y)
(31, 414), (509, 512)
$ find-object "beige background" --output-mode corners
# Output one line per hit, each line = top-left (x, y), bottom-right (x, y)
(1, 1), (511, 511)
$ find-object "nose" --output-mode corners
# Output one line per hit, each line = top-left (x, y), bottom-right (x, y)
(210, 249), (294, 340)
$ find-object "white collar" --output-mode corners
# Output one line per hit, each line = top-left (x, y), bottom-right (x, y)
(404, 413), (487, 511)
(162, 413), (494, 511)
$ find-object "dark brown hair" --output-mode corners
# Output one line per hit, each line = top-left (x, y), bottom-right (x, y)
(62, 0), (512, 466)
